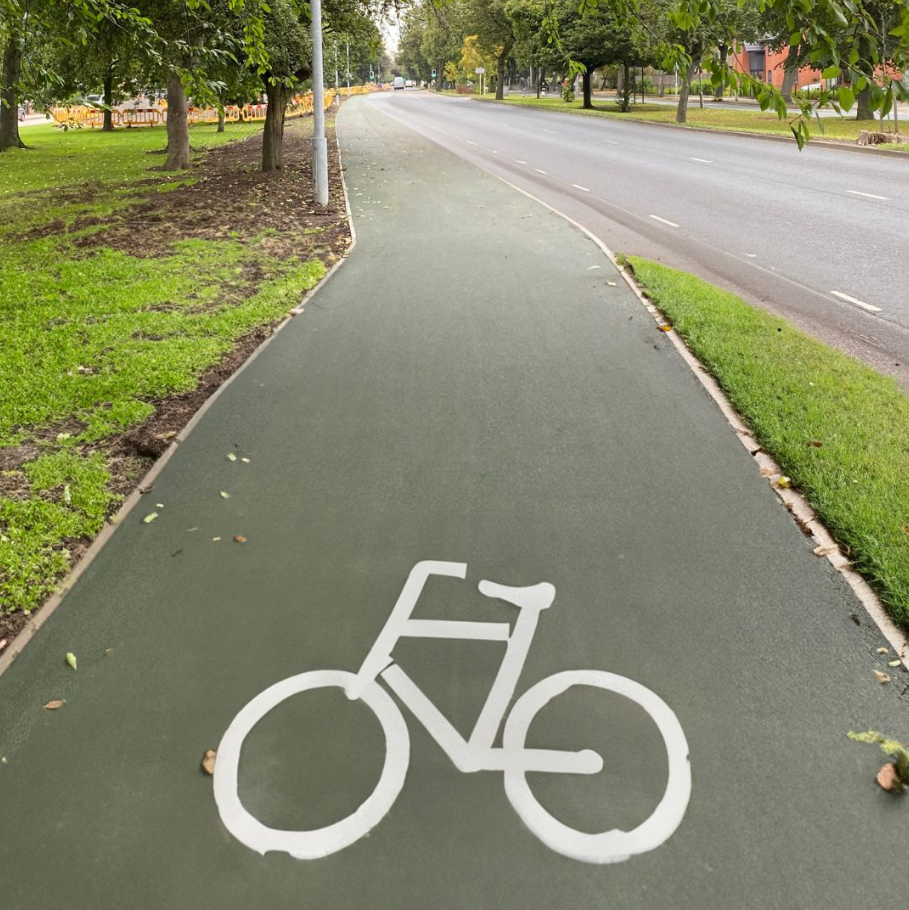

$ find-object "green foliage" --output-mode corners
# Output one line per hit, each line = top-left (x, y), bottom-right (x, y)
(0, 451), (113, 611)
(626, 256), (909, 629)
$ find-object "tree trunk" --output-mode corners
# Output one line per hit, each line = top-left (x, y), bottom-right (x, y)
(262, 80), (287, 172)
(714, 46), (727, 101)
(0, 36), (25, 151)
(676, 63), (695, 123)
(102, 70), (115, 132)
(780, 44), (799, 102)
(436, 58), (445, 91)
(620, 61), (632, 111)
(855, 82), (875, 121)
(164, 73), (191, 170)
(495, 55), (505, 100)
(217, 107), (225, 132)
(582, 70), (592, 109)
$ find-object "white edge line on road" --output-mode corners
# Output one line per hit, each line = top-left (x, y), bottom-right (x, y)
(650, 214), (679, 228)
(690, 157), (713, 163)
(534, 168), (547, 175)
(572, 184), (590, 192)
(847, 190), (889, 201)
(484, 171), (909, 664)
(0, 115), (363, 682)
(831, 290), (882, 313)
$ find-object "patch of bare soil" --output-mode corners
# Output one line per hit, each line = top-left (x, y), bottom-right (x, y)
(74, 116), (350, 261)
(0, 113), (353, 655)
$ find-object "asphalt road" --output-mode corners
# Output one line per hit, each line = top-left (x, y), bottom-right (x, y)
(373, 91), (909, 388)
(1, 95), (907, 910)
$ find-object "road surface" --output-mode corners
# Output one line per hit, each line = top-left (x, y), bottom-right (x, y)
(373, 91), (909, 388)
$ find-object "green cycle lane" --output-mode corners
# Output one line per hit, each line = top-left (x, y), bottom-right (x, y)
(0, 95), (905, 909)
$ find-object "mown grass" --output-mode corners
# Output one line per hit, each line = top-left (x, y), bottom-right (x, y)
(626, 257), (909, 629)
(496, 96), (909, 149)
(0, 121), (325, 613)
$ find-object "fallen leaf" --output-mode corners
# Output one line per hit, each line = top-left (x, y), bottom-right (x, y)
(241, 457), (251, 463)
(142, 512), (159, 524)
(155, 503), (164, 508)
(233, 535), (247, 543)
(201, 749), (217, 775)
(813, 545), (838, 557)
(776, 476), (792, 489)
(171, 549), (183, 557)
(65, 652), (77, 671)
(806, 440), (823, 448)
(219, 491), (231, 499)
(63, 484), (72, 504)
(877, 647), (889, 654)
(227, 453), (237, 462)
(0, 638), (7, 652)
(888, 659), (903, 668)
(873, 670), (891, 684)
(44, 699), (65, 710)
(658, 324), (672, 332)
(212, 537), (221, 542)
(607, 281), (617, 286)
(876, 763), (902, 792)
(187, 527), (199, 532)
(104, 648), (114, 656)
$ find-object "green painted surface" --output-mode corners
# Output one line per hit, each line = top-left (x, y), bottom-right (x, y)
(0, 98), (905, 909)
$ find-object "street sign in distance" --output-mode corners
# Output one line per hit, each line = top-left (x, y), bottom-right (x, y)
(432, 70), (437, 77)
(475, 67), (485, 74)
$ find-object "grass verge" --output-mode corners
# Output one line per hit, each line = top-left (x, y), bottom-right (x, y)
(624, 257), (909, 629)
(0, 120), (340, 618)
(495, 96), (909, 150)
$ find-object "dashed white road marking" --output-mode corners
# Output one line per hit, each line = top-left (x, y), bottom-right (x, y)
(744, 252), (757, 258)
(516, 159), (527, 164)
(534, 168), (547, 175)
(690, 157), (713, 164)
(572, 184), (590, 192)
(830, 291), (882, 313)
(847, 190), (889, 201)
(650, 215), (679, 228)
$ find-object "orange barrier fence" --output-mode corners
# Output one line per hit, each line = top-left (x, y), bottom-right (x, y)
(123, 108), (163, 128)
(49, 87), (355, 131)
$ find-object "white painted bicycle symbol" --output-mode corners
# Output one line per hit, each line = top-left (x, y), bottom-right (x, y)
(213, 561), (691, 864)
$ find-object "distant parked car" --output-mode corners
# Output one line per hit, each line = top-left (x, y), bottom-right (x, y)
(393, 76), (405, 90)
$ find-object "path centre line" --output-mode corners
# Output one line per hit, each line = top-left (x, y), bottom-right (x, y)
(830, 290), (882, 313)
(650, 214), (679, 228)
(847, 190), (889, 200)
(690, 157), (713, 164)
(572, 184), (590, 192)
(535, 168), (547, 175)
(516, 159), (527, 164)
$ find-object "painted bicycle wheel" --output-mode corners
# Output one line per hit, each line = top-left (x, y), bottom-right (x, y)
(213, 669), (410, 859)
(502, 670), (691, 864)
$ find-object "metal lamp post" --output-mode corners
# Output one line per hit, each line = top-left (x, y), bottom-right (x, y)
(311, 0), (329, 206)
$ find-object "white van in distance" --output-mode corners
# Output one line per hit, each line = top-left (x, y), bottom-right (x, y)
(393, 76), (405, 90)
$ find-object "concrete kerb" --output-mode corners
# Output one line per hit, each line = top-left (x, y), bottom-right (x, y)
(484, 171), (909, 664)
(475, 97), (909, 160)
(0, 125), (359, 682)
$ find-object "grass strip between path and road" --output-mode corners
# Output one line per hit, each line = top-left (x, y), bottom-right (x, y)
(624, 257), (909, 630)
(493, 96), (909, 151)
(0, 121), (339, 617)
